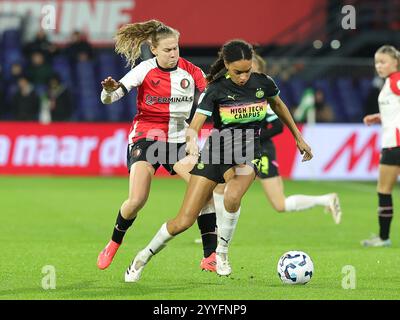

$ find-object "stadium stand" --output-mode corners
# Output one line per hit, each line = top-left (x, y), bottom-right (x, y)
(1, 0), (399, 123)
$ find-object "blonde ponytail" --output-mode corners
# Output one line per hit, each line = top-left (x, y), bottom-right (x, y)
(115, 19), (179, 68)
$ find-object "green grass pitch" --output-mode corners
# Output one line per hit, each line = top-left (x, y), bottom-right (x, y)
(0, 176), (399, 300)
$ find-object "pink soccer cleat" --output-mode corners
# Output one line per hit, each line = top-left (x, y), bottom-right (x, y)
(200, 252), (217, 272)
(97, 240), (120, 270)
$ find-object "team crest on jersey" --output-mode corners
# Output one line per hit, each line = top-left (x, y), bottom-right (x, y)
(180, 78), (190, 89)
(197, 161), (205, 170)
(256, 88), (265, 98)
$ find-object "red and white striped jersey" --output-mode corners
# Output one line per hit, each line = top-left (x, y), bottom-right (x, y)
(378, 71), (400, 148)
(119, 57), (207, 143)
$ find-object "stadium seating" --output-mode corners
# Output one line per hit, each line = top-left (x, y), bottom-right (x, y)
(358, 77), (373, 102)
(0, 28), (371, 123)
(75, 60), (104, 121)
(336, 77), (364, 122)
(2, 29), (21, 50)
(1, 29), (24, 80)
(52, 56), (73, 88)
(97, 52), (127, 122)
(287, 78), (307, 107)
(275, 79), (295, 109)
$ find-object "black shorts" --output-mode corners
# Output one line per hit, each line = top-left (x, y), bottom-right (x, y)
(256, 139), (280, 179)
(190, 132), (262, 183)
(127, 139), (186, 174)
(380, 147), (400, 166)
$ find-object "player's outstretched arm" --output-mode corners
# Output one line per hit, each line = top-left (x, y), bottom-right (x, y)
(102, 76), (119, 91)
(363, 113), (381, 126)
(267, 95), (313, 162)
(100, 76), (126, 104)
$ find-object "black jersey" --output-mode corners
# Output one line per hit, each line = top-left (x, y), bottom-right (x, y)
(195, 73), (280, 168)
(196, 72), (280, 133)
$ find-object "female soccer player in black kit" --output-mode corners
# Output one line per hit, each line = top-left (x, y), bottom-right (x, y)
(124, 39), (313, 282)
(211, 54), (342, 225)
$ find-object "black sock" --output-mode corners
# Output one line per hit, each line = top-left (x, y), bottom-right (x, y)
(378, 193), (393, 240)
(197, 212), (217, 258)
(111, 210), (136, 244)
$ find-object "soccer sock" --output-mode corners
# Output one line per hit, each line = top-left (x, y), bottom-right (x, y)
(284, 195), (331, 212)
(141, 222), (174, 263)
(213, 191), (224, 228)
(197, 203), (217, 258)
(378, 193), (393, 240)
(111, 210), (136, 244)
(216, 206), (241, 255)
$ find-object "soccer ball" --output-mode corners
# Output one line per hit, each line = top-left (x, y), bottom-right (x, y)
(277, 250), (314, 285)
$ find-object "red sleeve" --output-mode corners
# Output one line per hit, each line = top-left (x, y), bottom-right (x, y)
(389, 72), (400, 96)
(179, 58), (207, 92)
(192, 67), (207, 92)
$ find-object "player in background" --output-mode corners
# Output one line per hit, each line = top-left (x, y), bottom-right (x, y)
(124, 39), (313, 282)
(97, 20), (217, 270)
(361, 45), (400, 247)
(211, 54), (342, 225)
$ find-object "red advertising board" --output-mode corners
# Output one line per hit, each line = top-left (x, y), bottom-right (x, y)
(0, 122), (131, 176)
(1, 122), (381, 180)
(0, 0), (326, 46)
(0, 122), (298, 177)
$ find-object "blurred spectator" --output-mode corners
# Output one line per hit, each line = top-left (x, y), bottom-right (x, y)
(294, 88), (334, 123)
(2, 62), (25, 112)
(276, 58), (299, 81)
(64, 30), (94, 62)
(267, 63), (281, 79)
(10, 62), (24, 79)
(46, 73), (73, 122)
(314, 89), (335, 122)
(23, 29), (58, 61)
(11, 76), (40, 121)
(26, 51), (53, 89)
(364, 76), (384, 116)
(294, 88), (315, 123)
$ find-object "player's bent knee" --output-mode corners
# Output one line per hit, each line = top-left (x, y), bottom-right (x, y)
(125, 197), (147, 213)
(377, 185), (393, 194)
(171, 217), (195, 235)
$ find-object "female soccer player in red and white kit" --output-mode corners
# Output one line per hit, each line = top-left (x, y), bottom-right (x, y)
(97, 20), (217, 269)
(361, 45), (400, 247)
